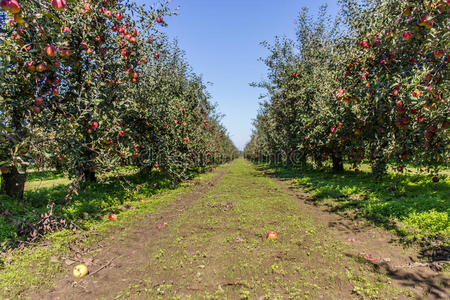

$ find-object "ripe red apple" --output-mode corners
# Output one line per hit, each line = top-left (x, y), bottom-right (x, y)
(0, 0), (9, 11)
(51, 0), (66, 11)
(91, 121), (98, 129)
(115, 13), (123, 20)
(156, 17), (163, 23)
(60, 49), (71, 58)
(7, 0), (20, 13)
(153, 53), (160, 59)
(397, 166), (403, 172)
(434, 49), (444, 59)
(139, 199), (145, 203)
(26, 61), (35, 72)
(118, 130), (125, 136)
(397, 107), (406, 114)
(51, 88), (58, 95)
(402, 31), (412, 40)
(36, 62), (47, 72)
(108, 213), (117, 221)
(61, 26), (70, 34)
(267, 231), (278, 240)
(154, 163), (159, 168)
(35, 97), (44, 106)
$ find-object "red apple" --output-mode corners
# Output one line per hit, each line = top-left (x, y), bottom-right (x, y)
(51, 0), (66, 11)
(118, 130), (125, 136)
(402, 31), (412, 40)
(267, 231), (278, 240)
(60, 49), (71, 58)
(434, 49), (444, 59)
(35, 62), (46, 73)
(35, 97), (44, 106)
(108, 214), (117, 221)
(32, 106), (41, 114)
(156, 17), (163, 23)
(61, 26), (70, 34)
(91, 121), (98, 129)
(0, 0), (9, 11)
(7, 0), (20, 13)
(26, 61), (35, 72)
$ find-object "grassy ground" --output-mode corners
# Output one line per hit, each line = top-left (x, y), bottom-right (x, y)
(0, 164), (226, 298)
(258, 162), (449, 247)
(2, 159), (448, 299)
(0, 167), (209, 248)
(105, 159), (409, 299)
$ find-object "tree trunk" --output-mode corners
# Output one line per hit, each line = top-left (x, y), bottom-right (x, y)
(332, 153), (344, 172)
(0, 166), (27, 199)
(371, 159), (387, 177)
(83, 169), (96, 182)
(138, 166), (153, 177)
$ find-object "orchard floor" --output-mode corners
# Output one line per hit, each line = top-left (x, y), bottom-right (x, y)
(16, 159), (450, 299)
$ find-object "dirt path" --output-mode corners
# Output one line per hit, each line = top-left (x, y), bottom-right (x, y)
(29, 159), (448, 299)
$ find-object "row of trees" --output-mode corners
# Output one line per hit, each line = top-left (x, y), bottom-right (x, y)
(245, 0), (448, 179)
(0, 0), (237, 199)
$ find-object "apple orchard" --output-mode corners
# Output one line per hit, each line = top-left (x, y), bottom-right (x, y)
(245, 0), (449, 179)
(0, 0), (237, 199)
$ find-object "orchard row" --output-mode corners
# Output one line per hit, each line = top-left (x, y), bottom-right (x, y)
(245, 0), (449, 179)
(0, 0), (237, 199)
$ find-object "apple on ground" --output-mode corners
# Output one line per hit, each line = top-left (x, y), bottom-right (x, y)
(267, 231), (278, 240)
(108, 213), (117, 221)
(73, 264), (88, 278)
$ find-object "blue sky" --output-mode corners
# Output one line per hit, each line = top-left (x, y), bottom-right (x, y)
(139, 0), (339, 150)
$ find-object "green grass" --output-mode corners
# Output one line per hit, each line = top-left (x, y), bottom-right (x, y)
(0, 164), (228, 298)
(258, 162), (449, 246)
(0, 166), (210, 249)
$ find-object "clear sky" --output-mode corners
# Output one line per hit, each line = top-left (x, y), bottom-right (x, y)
(138, 0), (339, 150)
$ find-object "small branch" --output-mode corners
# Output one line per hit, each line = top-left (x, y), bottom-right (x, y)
(88, 255), (125, 277)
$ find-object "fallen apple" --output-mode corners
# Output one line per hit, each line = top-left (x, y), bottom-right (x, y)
(73, 264), (88, 278)
(267, 231), (278, 240)
(108, 213), (117, 221)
